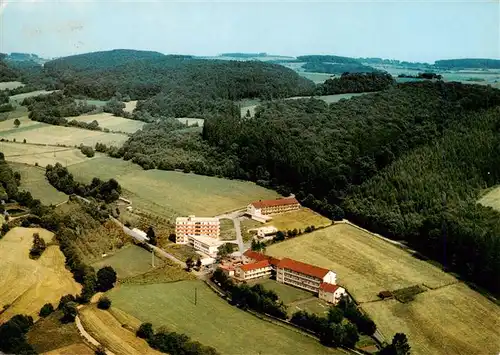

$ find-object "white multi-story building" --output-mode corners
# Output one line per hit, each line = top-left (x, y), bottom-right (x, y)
(175, 215), (220, 244)
(234, 260), (273, 281)
(188, 234), (225, 258)
(276, 258), (337, 293)
(247, 197), (300, 217)
(318, 283), (348, 305)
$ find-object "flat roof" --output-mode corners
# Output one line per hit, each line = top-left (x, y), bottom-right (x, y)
(189, 234), (226, 246)
(176, 216), (220, 223)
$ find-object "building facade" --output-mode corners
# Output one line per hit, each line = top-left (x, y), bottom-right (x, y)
(319, 283), (348, 304)
(234, 260), (272, 281)
(247, 197), (300, 216)
(276, 258), (337, 293)
(175, 215), (220, 244)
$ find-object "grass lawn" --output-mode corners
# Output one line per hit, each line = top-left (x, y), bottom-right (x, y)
(176, 117), (205, 126)
(91, 244), (162, 279)
(121, 261), (195, 285)
(10, 163), (67, 205)
(0, 81), (24, 90)
(162, 243), (199, 262)
(9, 90), (56, 103)
(265, 208), (331, 232)
(219, 218), (236, 240)
(254, 278), (315, 305)
(108, 281), (342, 355)
(27, 310), (91, 354)
(292, 298), (331, 316)
(240, 217), (262, 242)
(69, 156), (280, 220)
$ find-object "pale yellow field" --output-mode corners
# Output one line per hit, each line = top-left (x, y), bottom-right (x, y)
(79, 306), (162, 355)
(0, 227), (81, 323)
(266, 223), (456, 303)
(0, 116), (42, 132)
(73, 113), (145, 134)
(176, 117), (204, 126)
(265, 208), (331, 231)
(478, 186), (500, 210)
(42, 343), (94, 355)
(0, 124), (129, 147)
(9, 90), (57, 103)
(123, 100), (138, 113)
(362, 283), (500, 355)
(0, 81), (24, 90)
(0, 141), (100, 167)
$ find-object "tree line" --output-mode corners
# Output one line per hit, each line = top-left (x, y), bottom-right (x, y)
(45, 163), (121, 203)
(137, 322), (219, 355)
(317, 72), (395, 95)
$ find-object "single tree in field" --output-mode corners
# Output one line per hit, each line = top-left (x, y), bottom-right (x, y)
(168, 233), (176, 242)
(185, 257), (194, 271)
(61, 301), (78, 323)
(196, 257), (202, 269)
(13, 118), (20, 128)
(147, 226), (157, 245)
(97, 296), (111, 310)
(392, 333), (411, 355)
(29, 232), (46, 259)
(96, 266), (117, 292)
(39, 303), (54, 317)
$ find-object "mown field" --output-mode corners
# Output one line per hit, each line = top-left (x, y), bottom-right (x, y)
(91, 244), (161, 279)
(176, 117), (204, 126)
(254, 278), (314, 305)
(74, 113), (145, 134)
(0, 81), (24, 90)
(0, 141), (100, 167)
(363, 283), (500, 355)
(68, 156), (280, 219)
(123, 100), (138, 113)
(79, 305), (161, 355)
(0, 227), (81, 323)
(0, 123), (129, 147)
(8, 90), (57, 103)
(108, 281), (342, 355)
(265, 208), (331, 231)
(477, 186), (500, 210)
(27, 310), (92, 354)
(266, 223), (500, 355)
(11, 162), (67, 205)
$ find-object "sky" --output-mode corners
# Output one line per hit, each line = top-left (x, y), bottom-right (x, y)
(0, 0), (499, 63)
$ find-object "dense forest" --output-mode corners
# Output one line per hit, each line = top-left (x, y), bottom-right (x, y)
(44, 51), (315, 102)
(317, 72), (394, 94)
(198, 81), (500, 295)
(295, 55), (378, 74)
(435, 58), (500, 69)
(0, 53), (20, 82)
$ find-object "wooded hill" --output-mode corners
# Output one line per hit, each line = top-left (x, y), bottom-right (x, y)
(435, 58), (500, 69)
(199, 81), (500, 296)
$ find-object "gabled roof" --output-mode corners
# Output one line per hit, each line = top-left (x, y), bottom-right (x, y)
(250, 197), (300, 209)
(239, 260), (270, 272)
(243, 250), (269, 262)
(277, 258), (330, 279)
(320, 282), (341, 293)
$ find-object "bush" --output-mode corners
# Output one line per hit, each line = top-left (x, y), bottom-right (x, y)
(39, 303), (54, 317)
(97, 296), (111, 310)
(137, 322), (154, 339)
(95, 346), (106, 355)
(29, 232), (46, 259)
(80, 145), (95, 158)
(57, 294), (76, 310)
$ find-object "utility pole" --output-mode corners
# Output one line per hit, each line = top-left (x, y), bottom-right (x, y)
(194, 287), (197, 306)
(151, 249), (155, 267)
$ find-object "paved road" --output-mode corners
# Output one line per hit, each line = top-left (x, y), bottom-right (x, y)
(216, 210), (246, 253)
(109, 216), (186, 268)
